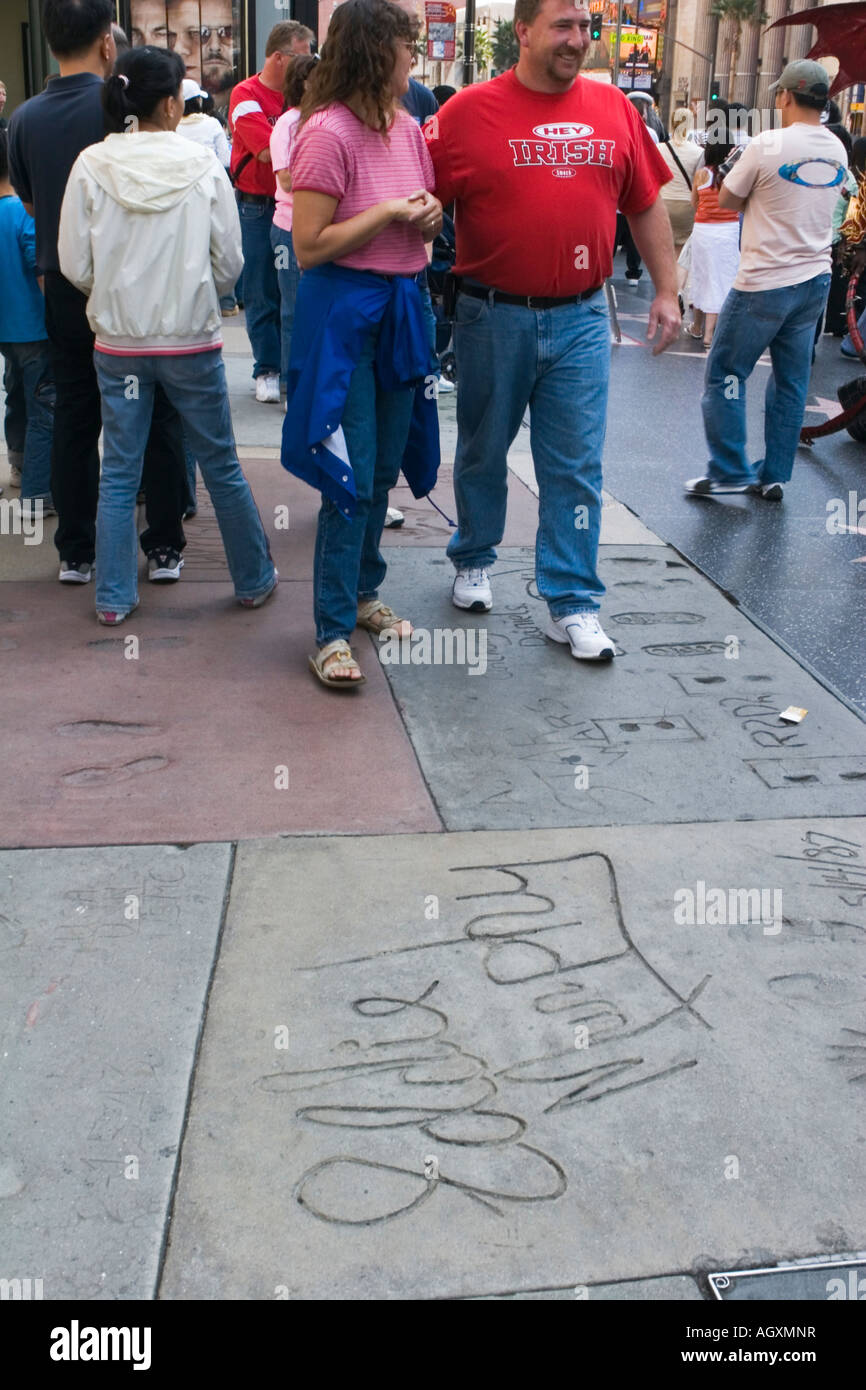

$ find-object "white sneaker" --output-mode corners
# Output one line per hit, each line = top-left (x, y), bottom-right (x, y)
(59, 561), (93, 584)
(436, 376), (455, 394)
(546, 612), (615, 661)
(452, 567), (492, 612)
(384, 506), (405, 529)
(684, 475), (752, 496)
(255, 373), (281, 403)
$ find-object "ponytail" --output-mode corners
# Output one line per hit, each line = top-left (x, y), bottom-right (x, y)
(103, 46), (185, 133)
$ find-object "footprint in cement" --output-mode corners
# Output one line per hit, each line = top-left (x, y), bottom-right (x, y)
(62, 756), (168, 787)
(54, 720), (159, 737)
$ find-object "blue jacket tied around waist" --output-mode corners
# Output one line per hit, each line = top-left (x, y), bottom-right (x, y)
(280, 263), (440, 518)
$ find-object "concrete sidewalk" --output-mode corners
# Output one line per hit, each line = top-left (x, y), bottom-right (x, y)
(1, 311), (864, 1301)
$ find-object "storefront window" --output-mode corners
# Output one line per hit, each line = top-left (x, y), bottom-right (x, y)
(126, 1), (242, 112)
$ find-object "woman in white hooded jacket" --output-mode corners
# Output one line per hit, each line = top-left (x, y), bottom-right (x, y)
(58, 45), (276, 625)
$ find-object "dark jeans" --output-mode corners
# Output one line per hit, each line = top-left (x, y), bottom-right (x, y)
(312, 322), (415, 644)
(269, 221), (301, 386)
(238, 199), (281, 379)
(702, 273), (831, 486)
(825, 256), (861, 337)
(0, 341), (54, 500)
(43, 272), (186, 564)
(615, 212), (642, 279)
(3, 354), (26, 456)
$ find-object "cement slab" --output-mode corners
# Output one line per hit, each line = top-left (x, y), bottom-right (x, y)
(160, 819), (866, 1300)
(0, 842), (231, 1299)
(380, 464), (539, 550)
(503, 446), (664, 547)
(0, 579), (438, 847)
(373, 545), (866, 830)
(0, 507), (59, 582)
(180, 459), (539, 587)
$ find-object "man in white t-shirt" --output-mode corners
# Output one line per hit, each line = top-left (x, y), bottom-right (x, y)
(686, 61), (847, 500)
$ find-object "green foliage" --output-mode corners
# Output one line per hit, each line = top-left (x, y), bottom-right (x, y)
(456, 26), (494, 74)
(491, 18), (520, 72)
(711, 0), (767, 23)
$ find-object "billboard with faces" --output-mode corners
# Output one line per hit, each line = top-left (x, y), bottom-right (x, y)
(125, 0), (242, 111)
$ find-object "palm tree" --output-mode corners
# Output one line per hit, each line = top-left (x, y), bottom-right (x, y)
(712, 0), (767, 102)
(456, 25), (494, 77)
(491, 18), (520, 73)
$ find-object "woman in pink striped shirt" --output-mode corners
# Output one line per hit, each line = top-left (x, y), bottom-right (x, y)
(289, 0), (442, 688)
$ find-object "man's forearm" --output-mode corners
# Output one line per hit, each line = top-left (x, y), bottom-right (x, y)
(717, 183), (746, 212)
(626, 197), (678, 297)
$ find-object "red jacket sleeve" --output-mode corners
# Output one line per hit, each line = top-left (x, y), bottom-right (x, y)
(229, 84), (274, 159)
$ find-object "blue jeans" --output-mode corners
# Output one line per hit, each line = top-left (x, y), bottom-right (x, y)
(0, 340), (54, 501)
(417, 274), (439, 374)
(313, 323), (415, 644)
(238, 199), (281, 379)
(447, 289), (610, 617)
(841, 299), (866, 356)
(702, 273), (832, 486)
(270, 221), (301, 387)
(93, 349), (275, 614)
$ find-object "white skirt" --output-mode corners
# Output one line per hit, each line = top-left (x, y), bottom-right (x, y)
(689, 221), (741, 314)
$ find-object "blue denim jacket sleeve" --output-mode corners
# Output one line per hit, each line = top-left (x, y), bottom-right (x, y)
(280, 264), (440, 518)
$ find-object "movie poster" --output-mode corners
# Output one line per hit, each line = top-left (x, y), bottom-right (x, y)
(127, 1), (242, 112)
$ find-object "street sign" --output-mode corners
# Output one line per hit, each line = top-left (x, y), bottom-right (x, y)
(425, 2), (456, 61)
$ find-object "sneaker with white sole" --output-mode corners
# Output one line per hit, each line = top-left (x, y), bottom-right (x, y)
(452, 567), (492, 612)
(546, 612), (615, 661)
(59, 561), (93, 584)
(684, 475), (753, 496)
(96, 601), (139, 626)
(255, 373), (281, 403)
(9, 459), (22, 488)
(147, 548), (184, 582)
(436, 376), (455, 394)
(384, 506), (405, 528)
(747, 481), (784, 501)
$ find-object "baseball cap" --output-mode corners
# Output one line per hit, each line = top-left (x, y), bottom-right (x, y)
(768, 60), (830, 101)
(181, 78), (207, 102)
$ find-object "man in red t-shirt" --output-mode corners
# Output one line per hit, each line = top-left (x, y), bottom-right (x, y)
(424, 0), (679, 660)
(229, 22), (313, 402)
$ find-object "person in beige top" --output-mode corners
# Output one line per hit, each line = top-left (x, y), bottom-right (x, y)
(659, 107), (702, 248)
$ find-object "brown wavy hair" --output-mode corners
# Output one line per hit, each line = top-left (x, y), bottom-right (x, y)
(299, 0), (419, 137)
(283, 53), (317, 109)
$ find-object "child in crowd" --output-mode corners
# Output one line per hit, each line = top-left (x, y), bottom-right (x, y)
(0, 128), (54, 511)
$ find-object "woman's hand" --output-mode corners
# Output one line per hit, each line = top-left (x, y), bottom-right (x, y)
(389, 189), (443, 242)
(294, 188), (443, 269)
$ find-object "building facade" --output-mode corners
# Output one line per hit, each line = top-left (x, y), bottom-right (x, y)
(0, 0), (856, 126)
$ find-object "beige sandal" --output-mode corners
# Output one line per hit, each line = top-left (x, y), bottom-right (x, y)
(356, 599), (412, 638)
(308, 639), (366, 688)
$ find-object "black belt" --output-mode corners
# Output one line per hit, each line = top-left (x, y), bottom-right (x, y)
(461, 282), (602, 309)
(236, 191), (275, 205)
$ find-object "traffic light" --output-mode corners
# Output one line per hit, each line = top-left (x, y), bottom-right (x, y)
(590, 12), (603, 41)
(710, 80), (720, 103)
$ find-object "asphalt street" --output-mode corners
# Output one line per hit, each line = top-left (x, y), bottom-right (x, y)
(602, 257), (866, 716)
